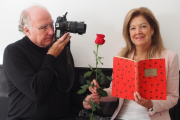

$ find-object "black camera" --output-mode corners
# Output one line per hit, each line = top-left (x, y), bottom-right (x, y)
(55, 12), (86, 40)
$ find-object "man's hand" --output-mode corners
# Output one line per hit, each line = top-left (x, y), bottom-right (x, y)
(47, 33), (71, 57)
(83, 93), (100, 109)
(134, 91), (153, 109)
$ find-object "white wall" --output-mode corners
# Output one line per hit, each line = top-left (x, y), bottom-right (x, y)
(0, 0), (180, 69)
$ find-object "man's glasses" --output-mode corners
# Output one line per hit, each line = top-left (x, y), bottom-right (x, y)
(30, 22), (54, 32)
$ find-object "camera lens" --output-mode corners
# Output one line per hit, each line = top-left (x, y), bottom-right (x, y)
(77, 22), (86, 34)
(67, 21), (86, 35)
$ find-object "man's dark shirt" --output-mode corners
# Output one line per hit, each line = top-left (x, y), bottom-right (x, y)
(3, 36), (84, 120)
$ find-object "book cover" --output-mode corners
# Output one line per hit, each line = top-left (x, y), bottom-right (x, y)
(112, 57), (166, 100)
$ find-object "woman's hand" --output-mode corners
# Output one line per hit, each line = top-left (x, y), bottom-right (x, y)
(83, 93), (100, 109)
(134, 91), (153, 109)
(89, 79), (100, 94)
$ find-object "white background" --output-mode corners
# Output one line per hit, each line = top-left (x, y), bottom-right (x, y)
(0, 0), (180, 69)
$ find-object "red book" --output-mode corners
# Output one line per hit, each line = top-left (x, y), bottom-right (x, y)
(112, 57), (166, 100)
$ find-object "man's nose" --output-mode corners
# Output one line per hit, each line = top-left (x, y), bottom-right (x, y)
(48, 27), (54, 35)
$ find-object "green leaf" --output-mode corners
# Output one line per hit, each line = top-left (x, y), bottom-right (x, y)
(90, 97), (96, 111)
(97, 69), (102, 74)
(97, 75), (101, 79)
(98, 56), (103, 60)
(77, 88), (87, 94)
(81, 84), (89, 89)
(101, 72), (105, 77)
(91, 83), (94, 88)
(100, 76), (105, 85)
(90, 103), (96, 112)
(94, 102), (101, 109)
(93, 51), (97, 56)
(96, 104), (101, 109)
(88, 64), (93, 71)
(84, 71), (92, 78)
(106, 76), (112, 81)
(91, 97), (94, 103)
(97, 88), (108, 97)
(98, 59), (103, 65)
(97, 69), (105, 77)
(86, 80), (91, 86)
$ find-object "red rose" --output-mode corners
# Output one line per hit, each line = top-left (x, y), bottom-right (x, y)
(95, 34), (105, 45)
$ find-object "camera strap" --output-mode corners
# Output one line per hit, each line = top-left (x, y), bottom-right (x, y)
(55, 41), (74, 92)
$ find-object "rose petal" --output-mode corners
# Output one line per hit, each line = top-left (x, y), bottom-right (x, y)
(97, 34), (105, 39)
(95, 34), (105, 45)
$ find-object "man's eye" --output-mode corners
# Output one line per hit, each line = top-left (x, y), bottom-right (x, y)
(39, 26), (48, 30)
(50, 23), (54, 28)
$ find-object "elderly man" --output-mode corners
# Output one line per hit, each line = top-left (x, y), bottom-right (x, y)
(3, 5), (99, 120)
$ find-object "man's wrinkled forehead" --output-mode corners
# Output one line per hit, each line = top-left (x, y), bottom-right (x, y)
(27, 7), (52, 26)
(27, 6), (50, 18)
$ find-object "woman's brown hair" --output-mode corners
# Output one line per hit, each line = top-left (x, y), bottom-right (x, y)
(120, 7), (165, 58)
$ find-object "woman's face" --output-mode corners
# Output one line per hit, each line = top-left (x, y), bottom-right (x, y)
(129, 15), (154, 48)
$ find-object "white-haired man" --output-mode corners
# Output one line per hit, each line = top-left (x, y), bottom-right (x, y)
(3, 5), (99, 120)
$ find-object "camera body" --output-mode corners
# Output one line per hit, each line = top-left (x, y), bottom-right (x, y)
(55, 12), (86, 40)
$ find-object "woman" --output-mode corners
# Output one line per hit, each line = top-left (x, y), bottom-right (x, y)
(86, 7), (179, 120)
